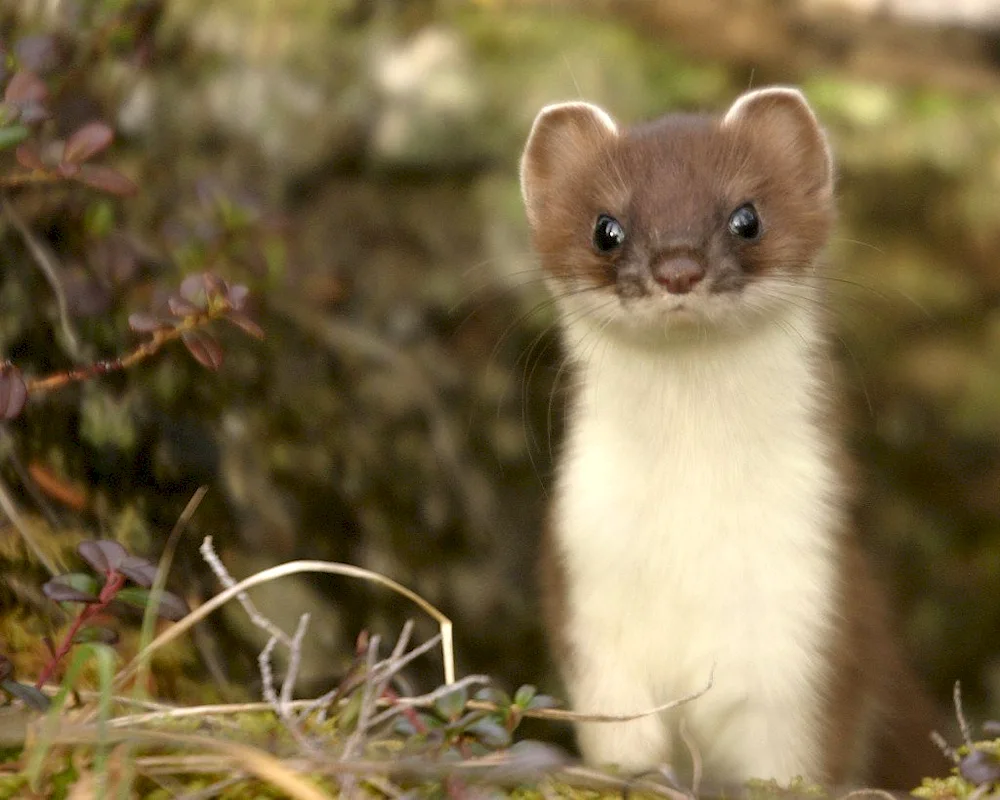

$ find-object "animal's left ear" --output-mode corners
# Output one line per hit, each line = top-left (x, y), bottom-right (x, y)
(724, 87), (833, 196)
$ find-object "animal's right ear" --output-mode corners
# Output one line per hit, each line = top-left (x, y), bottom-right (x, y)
(520, 102), (618, 226)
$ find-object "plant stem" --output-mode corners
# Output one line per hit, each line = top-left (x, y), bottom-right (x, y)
(35, 570), (126, 689)
(24, 314), (211, 394)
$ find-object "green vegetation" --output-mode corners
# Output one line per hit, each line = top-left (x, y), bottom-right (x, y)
(1, 0), (999, 795)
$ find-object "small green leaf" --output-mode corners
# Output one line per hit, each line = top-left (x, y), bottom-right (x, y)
(527, 693), (559, 711)
(433, 685), (468, 722)
(72, 626), (119, 645)
(513, 685), (537, 708)
(466, 717), (511, 749)
(116, 587), (188, 621)
(83, 200), (115, 238)
(474, 687), (510, 707)
(42, 573), (100, 603)
(0, 125), (28, 151)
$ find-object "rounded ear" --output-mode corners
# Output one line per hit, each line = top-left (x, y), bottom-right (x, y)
(520, 102), (618, 225)
(723, 87), (833, 196)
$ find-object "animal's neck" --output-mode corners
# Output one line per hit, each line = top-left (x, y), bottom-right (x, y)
(563, 306), (828, 457)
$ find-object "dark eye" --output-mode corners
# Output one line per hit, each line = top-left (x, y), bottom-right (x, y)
(727, 203), (761, 240)
(593, 214), (625, 253)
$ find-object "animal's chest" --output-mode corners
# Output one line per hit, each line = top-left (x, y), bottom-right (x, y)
(552, 346), (841, 723)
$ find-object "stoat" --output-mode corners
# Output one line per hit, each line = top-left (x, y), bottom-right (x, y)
(520, 87), (941, 788)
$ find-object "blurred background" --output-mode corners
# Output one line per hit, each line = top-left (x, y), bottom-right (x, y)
(2, 0), (1000, 736)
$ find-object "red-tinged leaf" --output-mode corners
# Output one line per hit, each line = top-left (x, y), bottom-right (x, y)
(75, 163), (137, 196)
(181, 329), (223, 370)
(78, 539), (128, 573)
(225, 311), (264, 340)
(116, 587), (189, 621)
(15, 141), (44, 170)
(226, 283), (249, 310)
(118, 555), (157, 588)
(1, 679), (50, 711)
(63, 121), (114, 164)
(127, 312), (165, 333)
(0, 362), (27, 420)
(42, 573), (100, 603)
(167, 295), (200, 317)
(73, 626), (119, 645)
(4, 70), (47, 105)
(57, 160), (80, 178)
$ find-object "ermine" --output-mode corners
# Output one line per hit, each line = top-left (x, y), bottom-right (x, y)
(520, 87), (942, 788)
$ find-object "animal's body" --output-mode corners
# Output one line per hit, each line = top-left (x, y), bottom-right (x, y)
(520, 87), (941, 788)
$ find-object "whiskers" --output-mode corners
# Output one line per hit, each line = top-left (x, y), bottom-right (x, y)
(449, 257), (615, 491)
(747, 274), (877, 417)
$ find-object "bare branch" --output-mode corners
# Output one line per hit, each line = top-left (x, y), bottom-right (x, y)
(199, 536), (292, 648)
(954, 680), (973, 748)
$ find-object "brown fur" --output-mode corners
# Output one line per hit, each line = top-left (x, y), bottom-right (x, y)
(526, 90), (944, 788)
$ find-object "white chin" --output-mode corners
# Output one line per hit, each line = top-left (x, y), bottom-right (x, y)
(558, 285), (792, 346)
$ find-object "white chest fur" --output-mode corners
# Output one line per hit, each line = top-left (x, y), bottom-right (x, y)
(552, 308), (843, 783)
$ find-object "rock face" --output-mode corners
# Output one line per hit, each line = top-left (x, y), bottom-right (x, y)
(806, 0), (1000, 28)
(3, 0), (1000, 727)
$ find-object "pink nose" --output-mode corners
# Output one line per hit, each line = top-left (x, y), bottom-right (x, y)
(652, 257), (705, 295)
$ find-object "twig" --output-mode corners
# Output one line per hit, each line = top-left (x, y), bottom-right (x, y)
(107, 700), (322, 728)
(23, 318), (212, 395)
(115, 546), (456, 690)
(838, 790), (904, 800)
(35, 570), (127, 688)
(339, 634), (382, 797)
(366, 675), (491, 731)
(3, 195), (83, 361)
(282, 612), (311, 710)
(930, 730), (960, 764)
(259, 636), (279, 707)
(954, 680), (973, 748)
(200, 536), (293, 648)
(467, 664), (716, 725)
(341, 634), (382, 759)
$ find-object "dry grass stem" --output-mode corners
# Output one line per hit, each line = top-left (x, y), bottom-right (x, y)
(115, 543), (456, 689)
(3, 195), (83, 361)
(0, 472), (58, 575)
(366, 674), (491, 731)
